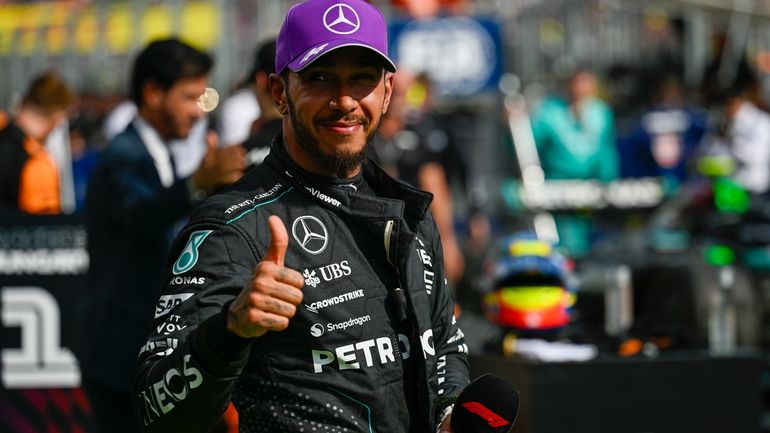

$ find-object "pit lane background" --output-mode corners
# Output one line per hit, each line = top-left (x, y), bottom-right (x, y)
(0, 213), (764, 433)
(0, 213), (93, 432)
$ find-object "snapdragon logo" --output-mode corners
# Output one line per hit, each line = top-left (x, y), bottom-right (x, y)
(309, 314), (370, 337)
(310, 323), (325, 337)
(327, 315), (370, 332)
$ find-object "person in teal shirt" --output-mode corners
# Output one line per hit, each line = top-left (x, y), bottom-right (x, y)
(529, 68), (619, 257)
(531, 68), (618, 181)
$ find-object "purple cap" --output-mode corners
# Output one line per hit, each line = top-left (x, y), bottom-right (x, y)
(275, 0), (397, 75)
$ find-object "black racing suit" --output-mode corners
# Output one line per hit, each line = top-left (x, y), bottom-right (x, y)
(133, 136), (470, 433)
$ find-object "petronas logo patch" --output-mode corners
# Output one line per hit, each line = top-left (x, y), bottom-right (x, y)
(172, 230), (212, 275)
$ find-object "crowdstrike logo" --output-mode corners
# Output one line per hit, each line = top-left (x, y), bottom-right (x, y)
(323, 3), (360, 35)
(292, 216), (328, 255)
(305, 289), (364, 314)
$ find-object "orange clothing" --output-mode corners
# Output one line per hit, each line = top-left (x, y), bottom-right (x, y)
(0, 121), (61, 214)
(18, 136), (61, 214)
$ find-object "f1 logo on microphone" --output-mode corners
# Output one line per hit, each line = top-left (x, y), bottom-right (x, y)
(461, 401), (511, 428)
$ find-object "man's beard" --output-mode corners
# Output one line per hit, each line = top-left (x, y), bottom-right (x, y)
(287, 96), (379, 178)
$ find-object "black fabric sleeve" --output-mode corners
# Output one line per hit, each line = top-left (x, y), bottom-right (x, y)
(192, 305), (253, 376)
(133, 222), (259, 433)
(425, 215), (470, 426)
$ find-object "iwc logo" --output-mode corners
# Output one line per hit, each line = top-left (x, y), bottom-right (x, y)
(292, 216), (328, 255)
(323, 3), (360, 35)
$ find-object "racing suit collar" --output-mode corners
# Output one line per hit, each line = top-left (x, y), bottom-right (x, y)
(266, 134), (433, 226)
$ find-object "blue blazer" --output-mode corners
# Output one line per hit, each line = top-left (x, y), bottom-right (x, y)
(77, 123), (199, 393)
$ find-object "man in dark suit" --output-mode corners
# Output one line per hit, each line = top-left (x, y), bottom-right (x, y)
(77, 38), (245, 433)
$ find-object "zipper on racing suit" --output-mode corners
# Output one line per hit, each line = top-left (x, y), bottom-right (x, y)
(385, 219), (409, 322)
(385, 217), (433, 430)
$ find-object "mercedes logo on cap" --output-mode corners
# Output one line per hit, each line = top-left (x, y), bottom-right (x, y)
(292, 215), (329, 255)
(323, 3), (360, 35)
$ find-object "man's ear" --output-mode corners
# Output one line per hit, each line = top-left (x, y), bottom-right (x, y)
(255, 72), (269, 91)
(382, 72), (395, 115)
(142, 82), (164, 110)
(269, 73), (288, 115)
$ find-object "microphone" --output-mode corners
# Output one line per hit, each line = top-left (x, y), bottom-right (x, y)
(451, 374), (520, 433)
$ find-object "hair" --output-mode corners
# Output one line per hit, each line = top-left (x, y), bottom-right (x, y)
(248, 39), (277, 82)
(130, 38), (213, 107)
(21, 71), (74, 115)
(709, 61), (759, 106)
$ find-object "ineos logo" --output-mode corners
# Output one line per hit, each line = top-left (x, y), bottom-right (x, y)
(292, 216), (328, 255)
(323, 3), (360, 35)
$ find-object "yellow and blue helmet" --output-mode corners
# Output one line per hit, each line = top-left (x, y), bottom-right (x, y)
(483, 232), (576, 330)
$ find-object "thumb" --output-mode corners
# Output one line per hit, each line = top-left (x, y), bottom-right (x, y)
(264, 215), (289, 266)
(203, 132), (218, 159)
(206, 130), (219, 148)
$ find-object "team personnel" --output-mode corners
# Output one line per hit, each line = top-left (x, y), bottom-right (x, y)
(133, 1), (469, 432)
(0, 71), (74, 214)
(240, 39), (284, 169)
(77, 39), (244, 433)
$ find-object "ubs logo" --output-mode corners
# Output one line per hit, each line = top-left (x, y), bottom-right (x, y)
(323, 3), (360, 35)
(292, 216), (328, 255)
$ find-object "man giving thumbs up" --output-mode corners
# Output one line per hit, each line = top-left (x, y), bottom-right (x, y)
(134, 1), (469, 433)
(227, 216), (305, 338)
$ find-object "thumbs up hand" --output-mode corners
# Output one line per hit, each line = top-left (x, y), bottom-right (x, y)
(192, 131), (246, 193)
(227, 216), (304, 338)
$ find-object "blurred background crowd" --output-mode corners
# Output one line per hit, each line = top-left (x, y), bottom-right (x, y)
(3, 0), (770, 432)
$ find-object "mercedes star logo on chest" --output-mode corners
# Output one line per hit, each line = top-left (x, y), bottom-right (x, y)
(292, 216), (329, 255)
